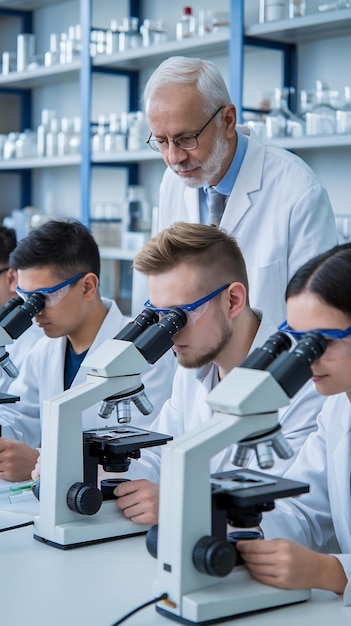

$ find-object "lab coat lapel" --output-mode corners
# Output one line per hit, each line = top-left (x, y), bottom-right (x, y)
(184, 186), (200, 221)
(220, 127), (265, 232)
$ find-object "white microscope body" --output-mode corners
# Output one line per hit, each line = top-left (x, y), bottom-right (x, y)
(153, 333), (326, 623)
(33, 308), (186, 549)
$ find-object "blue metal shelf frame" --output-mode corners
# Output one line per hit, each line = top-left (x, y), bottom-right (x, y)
(80, 0), (142, 227)
(229, 0), (297, 122)
(0, 8), (33, 209)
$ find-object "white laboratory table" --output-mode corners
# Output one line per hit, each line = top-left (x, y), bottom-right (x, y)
(0, 503), (350, 626)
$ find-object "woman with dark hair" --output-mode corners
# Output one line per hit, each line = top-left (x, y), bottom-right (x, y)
(238, 243), (351, 605)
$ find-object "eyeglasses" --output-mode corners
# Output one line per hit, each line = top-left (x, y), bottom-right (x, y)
(146, 106), (225, 153)
(0, 267), (9, 275)
(279, 320), (351, 361)
(144, 284), (229, 327)
(15, 272), (86, 309)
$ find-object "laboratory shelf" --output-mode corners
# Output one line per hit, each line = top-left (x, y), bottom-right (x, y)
(92, 150), (162, 164)
(0, 155), (80, 170)
(93, 30), (230, 71)
(267, 134), (351, 150)
(246, 9), (351, 43)
(0, 61), (80, 89)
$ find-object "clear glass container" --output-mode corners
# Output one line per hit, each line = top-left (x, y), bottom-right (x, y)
(127, 111), (148, 151)
(3, 132), (20, 160)
(289, 0), (306, 17)
(46, 117), (59, 157)
(104, 114), (126, 152)
(15, 129), (37, 158)
(69, 116), (81, 154)
(37, 108), (57, 157)
(176, 6), (196, 40)
(306, 80), (337, 136)
(259, 0), (287, 22)
(118, 17), (142, 52)
(57, 117), (73, 156)
(266, 88), (304, 138)
(92, 114), (107, 153)
(126, 185), (151, 233)
(336, 86), (351, 134)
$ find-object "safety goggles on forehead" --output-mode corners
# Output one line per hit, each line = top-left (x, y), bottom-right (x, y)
(15, 272), (85, 309)
(144, 284), (229, 327)
(279, 320), (351, 361)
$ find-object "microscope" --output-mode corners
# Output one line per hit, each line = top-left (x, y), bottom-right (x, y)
(33, 307), (186, 549)
(0, 293), (45, 403)
(148, 331), (327, 624)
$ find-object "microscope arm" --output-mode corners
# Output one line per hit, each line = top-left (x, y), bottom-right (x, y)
(154, 368), (289, 613)
(36, 340), (150, 538)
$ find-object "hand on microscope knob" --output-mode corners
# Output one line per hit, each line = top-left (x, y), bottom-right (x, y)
(236, 538), (347, 594)
(115, 479), (160, 525)
(0, 439), (39, 482)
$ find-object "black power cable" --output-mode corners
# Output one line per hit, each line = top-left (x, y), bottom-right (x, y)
(110, 592), (168, 625)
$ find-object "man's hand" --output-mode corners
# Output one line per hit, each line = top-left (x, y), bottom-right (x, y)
(31, 455), (41, 481)
(114, 479), (159, 525)
(237, 538), (347, 594)
(0, 439), (39, 482)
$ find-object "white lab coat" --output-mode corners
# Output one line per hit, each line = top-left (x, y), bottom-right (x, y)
(0, 323), (44, 394)
(126, 311), (325, 482)
(261, 393), (351, 605)
(0, 299), (176, 447)
(155, 126), (337, 325)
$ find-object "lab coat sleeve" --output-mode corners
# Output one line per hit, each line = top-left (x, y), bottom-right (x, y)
(0, 347), (41, 448)
(287, 183), (336, 284)
(125, 365), (185, 483)
(261, 412), (336, 551)
(332, 555), (351, 605)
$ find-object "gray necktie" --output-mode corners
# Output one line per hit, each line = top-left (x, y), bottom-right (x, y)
(206, 186), (226, 226)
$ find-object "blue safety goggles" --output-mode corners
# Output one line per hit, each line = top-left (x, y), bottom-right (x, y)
(279, 320), (351, 340)
(16, 272), (86, 308)
(144, 284), (229, 326)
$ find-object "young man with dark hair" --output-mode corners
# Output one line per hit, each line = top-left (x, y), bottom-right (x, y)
(0, 219), (175, 481)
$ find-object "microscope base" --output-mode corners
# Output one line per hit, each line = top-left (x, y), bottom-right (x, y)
(156, 566), (310, 624)
(33, 501), (149, 550)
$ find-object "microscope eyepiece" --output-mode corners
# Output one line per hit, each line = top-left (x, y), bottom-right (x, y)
(240, 331), (292, 371)
(1, 292), (45, 340)
(114, 308), (159, 342)
(267, 332), (328, 398)
(133, 308), (187, 364)
(0, 295), (24, 322)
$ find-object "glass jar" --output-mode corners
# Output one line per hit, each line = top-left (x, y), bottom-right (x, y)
(336, 86), (351, 135)
(306, 80), (337, 136)
(3, 132), (20, 160)
(266, 88), (304, 138)
(259, 0), (287, 23)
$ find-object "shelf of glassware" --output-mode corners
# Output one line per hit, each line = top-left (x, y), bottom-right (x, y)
(0, 30), (229, 91)
(266, 134), (351, 150)
(93, 29), (230, 71)
(245, 8), (351, 43)
(0, 150), (161, 170)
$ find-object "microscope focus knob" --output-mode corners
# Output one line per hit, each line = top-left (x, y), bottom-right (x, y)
(193, 535), (237, 577)
(66, 482), (102, 515)
(146, 524), (159, 559)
